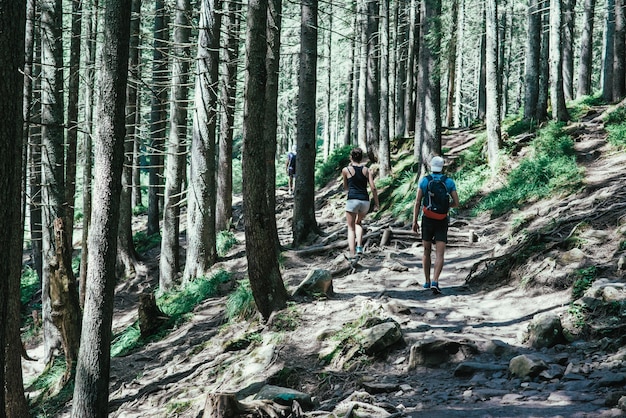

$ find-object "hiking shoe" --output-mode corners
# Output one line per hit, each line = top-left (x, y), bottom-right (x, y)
(431, 282), (441, 294)
(356, 246), (363, 254)
(423, 282), (431, 289)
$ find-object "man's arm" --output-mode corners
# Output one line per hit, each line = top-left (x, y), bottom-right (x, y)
(450, 190), (459, 209)
(412, 188), (423, 233)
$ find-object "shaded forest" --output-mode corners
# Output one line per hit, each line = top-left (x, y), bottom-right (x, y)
(1, 0), (626, 416)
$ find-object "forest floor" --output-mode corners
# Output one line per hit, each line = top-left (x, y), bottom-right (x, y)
(23, 106), (626, 417)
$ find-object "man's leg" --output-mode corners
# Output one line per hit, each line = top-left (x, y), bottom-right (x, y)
(346, 211), (357, 256)
(422, 240), (432, 285)
(432, 240), (447, 284)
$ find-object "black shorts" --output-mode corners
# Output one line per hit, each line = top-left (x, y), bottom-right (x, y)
(421, 216), (449, 243)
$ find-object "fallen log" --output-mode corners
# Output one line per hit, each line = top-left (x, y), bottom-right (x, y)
(381, 228), (477, 244)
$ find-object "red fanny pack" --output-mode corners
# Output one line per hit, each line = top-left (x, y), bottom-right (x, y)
(422, 206), (447, 220)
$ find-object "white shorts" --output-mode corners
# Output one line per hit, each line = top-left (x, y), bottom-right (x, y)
(346, 199), (370, 214)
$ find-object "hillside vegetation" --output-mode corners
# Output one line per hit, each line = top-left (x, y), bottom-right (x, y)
(23, 99), (626, 417)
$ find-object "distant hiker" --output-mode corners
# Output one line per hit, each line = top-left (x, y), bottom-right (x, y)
(411, 156), (459, 294)
(342, 147), (380, 260)
(286, 146), (297, 195)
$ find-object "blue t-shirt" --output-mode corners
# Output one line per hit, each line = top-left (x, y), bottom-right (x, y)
(418, 173), (456, 194)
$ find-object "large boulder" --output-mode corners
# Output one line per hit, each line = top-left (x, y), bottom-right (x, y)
(522, 312), (565, 348)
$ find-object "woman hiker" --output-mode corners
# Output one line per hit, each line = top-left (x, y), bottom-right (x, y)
(341, 147), (379, 261)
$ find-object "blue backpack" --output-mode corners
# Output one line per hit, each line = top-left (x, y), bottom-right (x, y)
(424, 174), (450, 215)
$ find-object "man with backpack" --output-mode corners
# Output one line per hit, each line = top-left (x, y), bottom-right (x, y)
(411, 156), (459, 294)
(286, 146), (297, 195)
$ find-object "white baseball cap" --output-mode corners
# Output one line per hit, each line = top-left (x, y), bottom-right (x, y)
(430, 156), (444, 172)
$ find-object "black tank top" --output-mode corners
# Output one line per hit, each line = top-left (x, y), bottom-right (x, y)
(347, 165), (369, 201)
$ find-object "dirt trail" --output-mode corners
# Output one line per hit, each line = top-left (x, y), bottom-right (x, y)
(23, 112), (626, 417)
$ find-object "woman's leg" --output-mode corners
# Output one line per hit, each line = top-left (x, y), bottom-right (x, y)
(355, 212), (366, 250)
(346, 211), (357, 256)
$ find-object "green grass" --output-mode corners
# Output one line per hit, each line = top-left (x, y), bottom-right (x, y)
(111, 270), (231, 358)
(225, 279), (257, 321)
(606, 122), (626, 149)
(217, 230), (238, 257)
(21, 266), (39, 307)
(572, 266), (597, 299)
(315, 145), (352, 189)
(474, 122), (583, 216)
(133, 231), (161, 253)
(27, 357), (74, 417)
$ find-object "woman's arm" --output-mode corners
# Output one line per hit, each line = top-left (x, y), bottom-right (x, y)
(367, 169), (380, 209)
(341, 168), (349, 191)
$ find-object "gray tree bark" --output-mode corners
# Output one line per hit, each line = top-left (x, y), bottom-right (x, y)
(147, 0), (169, 236)
(183, 0), (220, 281)
(216, 0), (241, 232)
(242, 0), (289, 319)
(365, 0), (380, 163)
(118, 0), (141, 280)
(1, 1), (27, 415)
(40, 0), (66, 365)
(71, 0), (132, 416)
(293, 0), (321, 246)
(79, 0), (99, 308)
(562, 0), (576, 101)
(160, 0), (192, 290)
(577, 0), (596, 97)
(414, 0), (442, 169)
(486, 0), (501, 169)
(613, 0), (625, 100)
(602, 0), (615, 102)
(379, 0), (391, 177)
(394, 0), (408, 137)
(550, 0), (570, 121)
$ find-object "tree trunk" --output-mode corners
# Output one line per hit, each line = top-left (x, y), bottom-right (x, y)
(577, 0), (596, 98)
(453, 0), (465, 127)
(49, 218), (82, 383)
(2, 1), (27, 415)
(160, 0), (192, 290)
(264, 0), (284, 254)
(343, 0), (357, 146)
(65, 0), (83, 242)
(365, 0), (380, 163)
(147, 0), (169, 236)
(404, 0), (418, 137)
(118, 0), (142, 280)
(242, 0), (289, 320)
(613, 0), (625, 100)
(394, 0), (408, 137)
(71, 1), (132, 415)
(477, 6), (487, 122)
(322, 3), (333, 161)
(41, 0), (66, 365)
(357, 0), (367, 150)
(562, 0), (576, 101)
(216, 0), (241, 232)
(414, 0), (442, 167)
(550, 0), (570, 121)
(537, 0), (550, 121)
(379, 0), (391, 177)
(524, 0), (541, 120)
(79, 0), (98, 308)
(485, 0), (501, 169)
(293, 0), (320, 247)
(602, 0), (615, 102)
(183, 0), (220, 281)
(445, 0), (459, 128)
